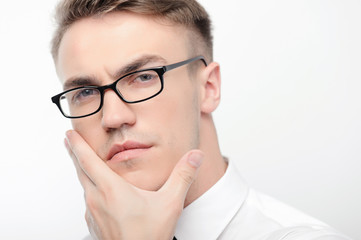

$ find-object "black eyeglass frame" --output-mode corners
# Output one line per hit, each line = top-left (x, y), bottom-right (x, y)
(51, 55), (207, 119)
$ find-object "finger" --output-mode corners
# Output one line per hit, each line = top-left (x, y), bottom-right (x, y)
(160, 150), (204, 202)
(66, 130), (121, 188)
(64, 138), (95, 191)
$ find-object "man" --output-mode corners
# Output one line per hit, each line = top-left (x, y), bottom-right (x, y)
(51, 0), (350, 239)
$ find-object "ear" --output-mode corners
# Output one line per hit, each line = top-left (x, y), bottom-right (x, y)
(199, 62), (221, 114)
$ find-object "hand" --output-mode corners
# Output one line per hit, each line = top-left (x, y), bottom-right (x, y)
(65, 130), (203, 240)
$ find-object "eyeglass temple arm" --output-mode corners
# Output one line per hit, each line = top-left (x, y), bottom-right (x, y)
(163, 55), (207, 72)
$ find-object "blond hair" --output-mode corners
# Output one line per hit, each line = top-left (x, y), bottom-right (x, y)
(51, 0), (213, 62)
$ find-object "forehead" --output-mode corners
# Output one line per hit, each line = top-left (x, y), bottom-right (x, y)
(56, 12), (190, 83)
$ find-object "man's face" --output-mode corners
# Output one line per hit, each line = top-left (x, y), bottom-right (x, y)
(56, 12), (202, 190)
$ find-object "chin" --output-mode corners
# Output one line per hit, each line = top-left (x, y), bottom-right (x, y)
(110, 165), (169, 191)
(126, 175), (167, 191)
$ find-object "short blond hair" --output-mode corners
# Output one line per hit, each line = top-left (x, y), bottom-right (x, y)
(51, 0), (213, 62)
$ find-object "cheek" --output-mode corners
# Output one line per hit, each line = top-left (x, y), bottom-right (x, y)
(71, 117), (103, 150)
(140, 80), (200, 152)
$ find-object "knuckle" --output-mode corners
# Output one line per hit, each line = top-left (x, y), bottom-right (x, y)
(101, 183), (113, 196)
(84, 210), (90, 222)
(100, 185), (116, 204)
(85, 194), (97, 210)
(177, 169), (195, 185)
(78, 155), (88, 168)
(85, 210), (93, 230)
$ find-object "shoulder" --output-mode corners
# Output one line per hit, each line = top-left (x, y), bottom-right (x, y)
(247, 189), (326, 227)
(218, 188), (351, 239)
(260, 225), (351, 240)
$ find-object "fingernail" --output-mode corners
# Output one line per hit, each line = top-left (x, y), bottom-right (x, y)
(188, 151), (204, 168)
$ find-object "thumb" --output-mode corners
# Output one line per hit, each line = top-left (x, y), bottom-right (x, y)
(161, 150), (204, 201)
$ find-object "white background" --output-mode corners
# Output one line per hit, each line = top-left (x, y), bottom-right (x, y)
(0, 0), (360, 239)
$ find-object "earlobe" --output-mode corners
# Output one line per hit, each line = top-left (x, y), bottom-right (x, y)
(200, 62), (221, 114)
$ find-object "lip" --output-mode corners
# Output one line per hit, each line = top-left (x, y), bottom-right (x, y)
(106, 141), (152, 163)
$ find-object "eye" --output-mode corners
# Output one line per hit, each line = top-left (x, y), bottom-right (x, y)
(77, 88), (95, 97)
(135, 73), (156, 82)
(71, 88), (100, 104)
(123, 71), (159, 87)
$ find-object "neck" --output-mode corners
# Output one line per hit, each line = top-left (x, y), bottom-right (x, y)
(184, 114), (227, 207)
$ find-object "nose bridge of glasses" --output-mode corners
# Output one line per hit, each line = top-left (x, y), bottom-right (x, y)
(101, 86), (131, 119)
(100, 85), (137, 128)
(100, 80), (126, 103)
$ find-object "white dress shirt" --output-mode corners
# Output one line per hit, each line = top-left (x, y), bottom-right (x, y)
(174, 159), (351, 240)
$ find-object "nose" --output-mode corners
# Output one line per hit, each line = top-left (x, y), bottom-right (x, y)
(101, 89), (136, 131)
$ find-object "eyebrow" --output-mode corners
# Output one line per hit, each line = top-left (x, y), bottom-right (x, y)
(63, 54), (167, 90)
(112, 55), (167, 80)
(63, 76), (99, 90)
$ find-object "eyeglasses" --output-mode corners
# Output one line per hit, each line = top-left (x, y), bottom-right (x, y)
(51, 56), (207, 118)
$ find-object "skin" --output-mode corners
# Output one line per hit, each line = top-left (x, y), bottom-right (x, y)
(57, 11), (226, 239)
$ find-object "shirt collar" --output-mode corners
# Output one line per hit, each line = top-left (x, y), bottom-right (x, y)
(174, 159), (249, 240)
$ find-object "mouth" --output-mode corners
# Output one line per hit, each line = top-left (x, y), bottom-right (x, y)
(106, 141), (152, 163)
